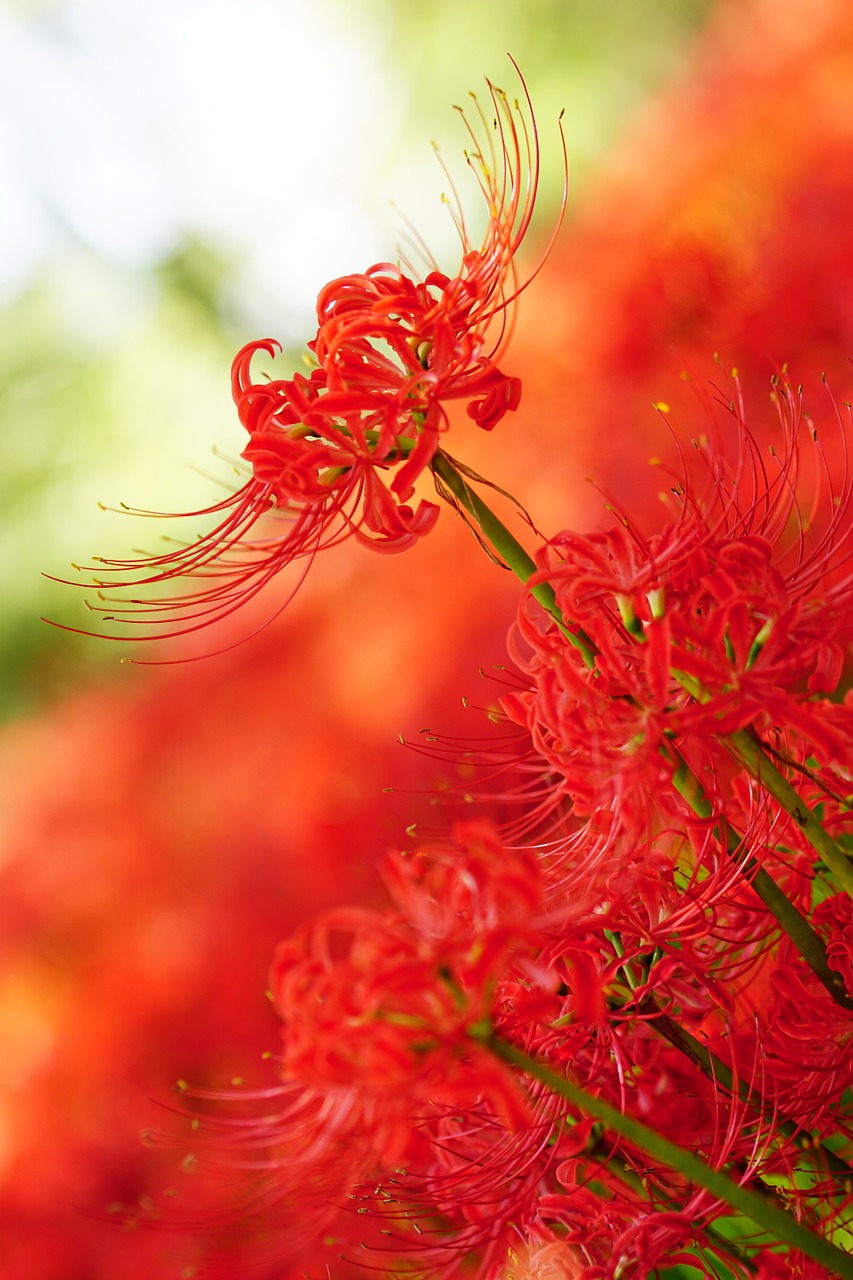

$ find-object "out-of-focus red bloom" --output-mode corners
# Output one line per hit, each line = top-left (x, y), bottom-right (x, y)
(74, 72), (562, 646)
(162, 821), (556, 1276)
(754, 1249), (835, 1280)
(0, 554), (505, 1280)
(500, 0), (853, 539)
(269, 818), (546, 1128)
(503, 1238), (589, 1278)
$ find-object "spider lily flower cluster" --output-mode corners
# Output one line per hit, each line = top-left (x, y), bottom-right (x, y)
(64, 70), (853, 1280)
(66, 72), (561, 645)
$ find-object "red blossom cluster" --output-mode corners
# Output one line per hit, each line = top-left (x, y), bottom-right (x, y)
(159, 364), (853, 1279)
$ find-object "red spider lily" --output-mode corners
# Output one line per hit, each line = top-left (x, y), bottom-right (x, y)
(155, 804), (849, 1278)
(269, 819), (547, 1127)
(503, 369), (853, 842)
(66, 69), (565, 649)
(151, 822), (562, 1276)
(759, 892), (853, 1130)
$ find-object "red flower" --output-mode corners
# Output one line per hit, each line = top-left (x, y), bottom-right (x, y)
(72, 69), (562, 648)
(269, 818), (546, 1128)
(759, 891), (853, 1128)
(753, 1250), (833, 1280)
(503, 369), (853, 838)
(159, 821), (556, 1275)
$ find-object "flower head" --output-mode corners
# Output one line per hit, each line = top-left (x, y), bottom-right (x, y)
(503, 369), (853, 837)
(269, 818), (546, 1124)
(70, 67), (563, 650)
(159, 821), (555, 1276)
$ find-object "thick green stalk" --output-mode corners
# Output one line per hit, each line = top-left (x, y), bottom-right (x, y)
(485, 1035), (853, 1277)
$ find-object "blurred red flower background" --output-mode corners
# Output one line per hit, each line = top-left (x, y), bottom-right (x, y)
(2, 1), (853, 1275)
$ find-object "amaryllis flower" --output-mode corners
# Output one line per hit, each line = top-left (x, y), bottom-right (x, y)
(69, 68), (563, 648)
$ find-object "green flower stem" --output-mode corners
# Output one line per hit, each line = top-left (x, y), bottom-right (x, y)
(669, 744), (853, 1012)
(484, 1034), (853, 1277)
(430, 451), (597, 669)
